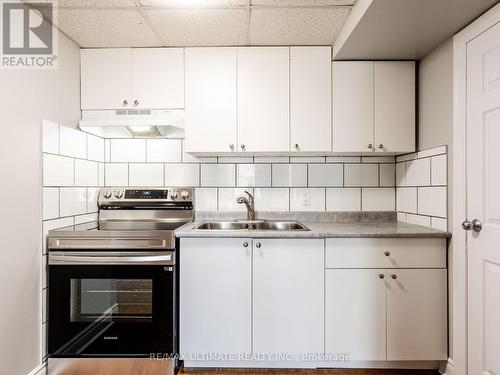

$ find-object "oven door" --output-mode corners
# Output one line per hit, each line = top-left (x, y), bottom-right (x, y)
(48, 251), (176, 358)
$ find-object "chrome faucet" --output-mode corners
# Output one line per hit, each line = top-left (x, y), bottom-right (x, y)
(237, 191), (256, 221)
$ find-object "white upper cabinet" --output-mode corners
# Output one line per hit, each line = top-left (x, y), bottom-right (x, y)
(81, 48), (184, 110)
(374, 61), (416, 153)
(333, 61), (374, 152)
(131, 48), (184, 109)
(290, 46), (332, 152)
(185, 48), (237, 153)
(237, 47), (290, 152)
(81, 48), (132, 110)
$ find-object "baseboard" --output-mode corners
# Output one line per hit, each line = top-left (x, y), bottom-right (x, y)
(27, 363), (46, 375)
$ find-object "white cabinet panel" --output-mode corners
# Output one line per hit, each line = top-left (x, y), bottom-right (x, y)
(290, 47), (331, 152)
(386, 269), (447, 360)
(374, 61), (415, 153)
(237, 47), (289, 152)
(326, 269), (387, 361)
(180, 238), (252, 355)
(185, 48), (238, 153)
(253, 238), (324, 355)
(81, 48), (131, 110)
(131, 48), (184, 109)
(333, 61), (374, 152)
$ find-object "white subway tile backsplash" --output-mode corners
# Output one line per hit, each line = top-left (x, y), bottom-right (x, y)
(431, 154), (447, 186)
(201, 164), (235, 187)
(87, 134), (105, 162)
(104, 139), (111, 162)
(42, 217), (74, 254)
(194, 188), (218, 211)
(380, 164), (395, 187)
(405, 158), (430, 186)
(75, 213), (99, 225)
(254, 188), (289, 211)
(111, 139), (146, 162)
(164, 164), (199, 187)
(396, 162), (406, 186)
(362, 188), (395, 211)
(237, 164), (271, 187)
(42, 120), (59, 154)
(272, 164), (307, 187)
(42, 188), (59, 220)
(431, 217), (448, 231)
(362, 156), (395, 163)
(308, 164), (343, 187)
(86, 188), (99, 213)
(254, 156), (289, 163)
(147, 139), (181, 162)
(396, 187), (417, 213)
(129, 164), (163, 187)
(290, 188), (325, 211)
(219, 156), (253, 163)
(60, 188), (87, 217)
(59, 126), (86, 159)
(290, 156), (325, 163)
(75, 159), (98, 186)
(418, 186), (447, 217)
(43, 154), (74, 187)
(344, 164), (378, 187)
(98, 163), (105, 186)
(326, 188), (361, 211)
(326, 156), (361, 163)
(397, 212), (407, 222)
(218, 188), (252, 211)
(406, 214), (431, 227)
(105, 163), (129, 186)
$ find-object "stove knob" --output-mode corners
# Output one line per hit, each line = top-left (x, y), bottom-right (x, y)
(103, 191), (112, 199)
(114, 190), (124, 198)
(181, 190), (190, 200)
(170, 191), (179, 200)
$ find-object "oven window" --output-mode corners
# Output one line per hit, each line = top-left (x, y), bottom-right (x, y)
(70, 279), (153, 322)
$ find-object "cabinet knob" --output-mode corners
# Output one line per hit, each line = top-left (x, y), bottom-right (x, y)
(122, 100), (128, 106)
(384, 251), (391, 257)
(240, 144), (245, 150)
(391, 274), (398, 280)
(378, 273), (385, 279)
(243, 241), (248, 248)
(378, 144), (384, 149)
(229, 144), (235, 150)
(368, 143), (373, 149)
(255, 242), (261, 248)
(134, 100), (139, 106)
(294, 143), (299, 150)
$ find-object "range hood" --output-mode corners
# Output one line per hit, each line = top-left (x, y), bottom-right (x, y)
(79, 109), (184, 138)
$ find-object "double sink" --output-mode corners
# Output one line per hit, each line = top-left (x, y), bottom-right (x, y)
(195, 220), (309, 232)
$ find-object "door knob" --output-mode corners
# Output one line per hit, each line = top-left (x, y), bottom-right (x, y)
(462, 219), (482, 232)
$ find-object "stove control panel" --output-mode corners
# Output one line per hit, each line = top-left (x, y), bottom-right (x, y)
(98, 188), (194, 204)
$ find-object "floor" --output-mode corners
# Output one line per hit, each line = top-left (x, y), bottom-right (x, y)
(180, 368), (440, 375)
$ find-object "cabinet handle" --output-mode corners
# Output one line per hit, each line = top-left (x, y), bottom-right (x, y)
(134, 100), (139, 106)
(378, 273), (385, 279)
(384, 251), (391, 257)
(229, 144), (235, 150)
(240, 144), (245, 150)
(391, 274), (398, 280)
(293, 143), (299, 150)
(122, 100), (128, 106)
(255, 242), (261, 248)
(243, 241), (248, 248)
(368, 143), (373, 149)
(378, 144), (384, 149)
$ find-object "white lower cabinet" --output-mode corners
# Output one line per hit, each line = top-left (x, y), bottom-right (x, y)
(253, 239), (324, 355)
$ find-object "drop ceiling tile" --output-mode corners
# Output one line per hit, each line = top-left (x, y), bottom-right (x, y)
(57, 9), (161, 47)
(145, 9), (247, 46)
(250, 7), (349, 45)
(139, 0), (247, 7)
(251, 0), (355, 6)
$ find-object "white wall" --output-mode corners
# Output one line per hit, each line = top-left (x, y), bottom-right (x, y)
(0, 33), (80, 375)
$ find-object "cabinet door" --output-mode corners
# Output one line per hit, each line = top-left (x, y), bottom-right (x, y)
(185, 48), (238, 153)
(374, 61), (415, 153)
(81, 48), (132, 110)
(237, 47), (289, 152)
(180, 238), (252, 355)
(325, 269), (387, 361)
(332, 61), (374, 152)
(387, 269), (447, 360)
(290, 47), (332, 152)
(253, 239), (324, 355)
(131, 48), (184, 109)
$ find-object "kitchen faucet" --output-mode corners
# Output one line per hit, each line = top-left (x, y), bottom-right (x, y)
(236, 191), (256, 221)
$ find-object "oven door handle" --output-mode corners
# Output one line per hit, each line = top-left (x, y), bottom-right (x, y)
(48, 251), (175, 266)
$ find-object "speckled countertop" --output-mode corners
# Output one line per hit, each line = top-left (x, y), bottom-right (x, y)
(175, 212), (451, 239)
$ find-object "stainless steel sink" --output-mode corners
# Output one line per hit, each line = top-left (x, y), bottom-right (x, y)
(195, 220), (309, 231)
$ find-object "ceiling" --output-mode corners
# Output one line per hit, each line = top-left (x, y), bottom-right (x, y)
(25, 0), (356, 47)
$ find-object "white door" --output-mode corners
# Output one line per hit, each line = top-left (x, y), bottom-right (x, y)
(386, 269), (447, 361)
(180, 238), (252, 356)
(467, 21), (500, 375)
(237, 47), (290, 152)
(325, 269), (387, 361)
(332, 61), (374, 152)
(131, 48), (184, 109)
(290, 47), (332, 152)
(253, 239), (324, 355)
(374, 61), (415, 153)
(184, 47), (238, 153)
(80, 48), (132, 110)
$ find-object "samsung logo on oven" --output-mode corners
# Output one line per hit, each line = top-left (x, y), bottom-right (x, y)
(103, 336), (119, 340)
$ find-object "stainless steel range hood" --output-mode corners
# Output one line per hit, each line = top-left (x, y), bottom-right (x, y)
(79, 109), (184, 138)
